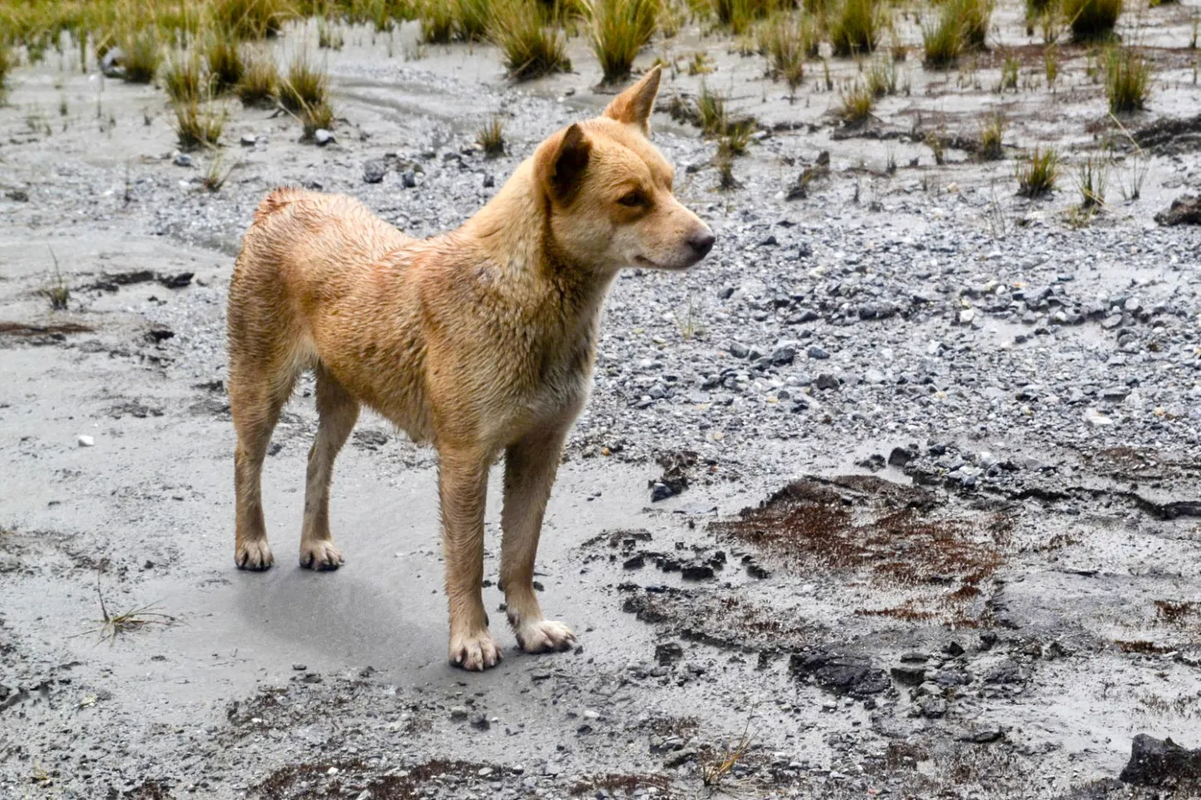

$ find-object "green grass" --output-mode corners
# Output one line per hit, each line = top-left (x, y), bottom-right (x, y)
(830, 0), (883, 57)
(119, 27), (162, 83)
(865, 54), (896, 96)
(1075, 153), (1107, 207)
(1105, 45), (1151, 113)
(301, 100), (334, 138)
(588, 0), (659, 83)
(1017, 145), (1059, 197)
(206, 35), (245, 92)
(209, 0), (290, 39)
(164, 50), (206, 103)
(478, 115), (505, 157)
(955, 0), (992, 50)
(697, 82), (728, 135)
(0, 42), (14, 103)
(420, 0), (456, 42)
(279, 51), (328, 112)
(713, 0), (776, 36)
(454, 0), (492, 40)
(173, 95), (225, 150)
(758, 12), (813, 95)
(836, 80), (875, 122)
(488, 0), (571, 80)
(1064, 0), (1122, 42)
(236, 49), (279, 105)
(922, 11), (963, 69)
(998, 52), (1018, 91)
(979, 113), (1004, 159)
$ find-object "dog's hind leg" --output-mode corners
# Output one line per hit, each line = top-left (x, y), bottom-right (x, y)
(438, 445), (502, 670)
(230, 363), (297, 571)
(299, 365), (359, 570)
(500, 426), (576, 654)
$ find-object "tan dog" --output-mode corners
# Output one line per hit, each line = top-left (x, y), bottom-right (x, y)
(226, 66), (714, 670)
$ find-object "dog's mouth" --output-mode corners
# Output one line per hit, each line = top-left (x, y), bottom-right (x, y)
(635, 255), (695, 271)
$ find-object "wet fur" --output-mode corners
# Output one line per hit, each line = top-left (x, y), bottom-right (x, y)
(226, 67), (713, 670)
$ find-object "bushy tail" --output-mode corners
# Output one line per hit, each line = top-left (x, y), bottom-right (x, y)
(253, 186), (306, 224)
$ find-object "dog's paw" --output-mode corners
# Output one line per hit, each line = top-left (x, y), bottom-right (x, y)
(515, 619), (576, 654)
(300, 540), (344, 571)
(449, 630), (503, 671)
(236, 540), (274, 571)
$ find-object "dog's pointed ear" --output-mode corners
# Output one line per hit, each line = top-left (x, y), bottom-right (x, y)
(537, 122), (592, 204)
(602, 65), (662, 136)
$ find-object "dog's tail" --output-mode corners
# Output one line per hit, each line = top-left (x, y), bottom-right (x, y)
(253, 186), (306, 224)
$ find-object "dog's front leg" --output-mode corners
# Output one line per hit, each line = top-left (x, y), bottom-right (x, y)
(500, 427), (576, 654)
(439, 447), (501, 670)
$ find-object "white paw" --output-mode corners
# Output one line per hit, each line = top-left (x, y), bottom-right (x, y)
(236, 539), (274, 571)
(515, 619), (576, 654)
(300, 540), (344, 571)
(449, 629), (503, 671)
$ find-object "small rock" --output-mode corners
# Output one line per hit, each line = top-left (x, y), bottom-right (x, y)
(1119, 734), (1201, 787)
(681, 563), (714, 581)
(771, 343), (797, 365)
(1154, 194), (1201, 227)
(483, 173), (494, 188)
(450, 706), (469, 721)
(363, 160), (387, 183)
(807, 345), (830, 360)
(314, 129), (335, 146)
(815, 373), (841, 390)
(469, 711), (490, 730)
(728, 342), (749, 359)
(650, 482), (673, 502)
(173, 153), (193, 168)
(401, 170), (417, 188)
(240, 133), (257, 147)
(656, 642), (684, 665)
(887, 446), (916, 468)
(101, 47), (125, 78)
(77, 435), (95, 448)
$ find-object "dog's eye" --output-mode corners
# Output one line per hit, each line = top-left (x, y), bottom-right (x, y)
(617, 191), (644, 207)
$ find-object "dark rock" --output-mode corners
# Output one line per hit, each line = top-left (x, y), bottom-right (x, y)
(623, 554), (645, 570)
(470, 711), (490, 730)
(158, 272), (193, 289)
(1154, 195), (1201, 227)
(944, 641), (966, 657)
(771, 344), (796, 365)
(363, 160), (387, 183)
(1119, 734), (1201, 788)
(401, 170), (417, 188)
(101, 47), (126, 78)
(890, 665), (926, 686)
(728, 342), (749, 359)
(815, 373), (841, 390)
(651, 482), (674, 502)
(887, 446), (917, 467)
(655, 642), (684, 665)
(681, 563), (714, 581)
(807, 346), (830, 359)
(983, 658), (1022, 684)
(789, 650), (890, 697)
(483, 173), (495, 188)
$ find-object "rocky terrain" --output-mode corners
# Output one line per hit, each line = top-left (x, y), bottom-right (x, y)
(2, 4), (1201, 798)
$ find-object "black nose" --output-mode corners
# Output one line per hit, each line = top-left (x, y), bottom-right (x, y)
(688, 230), (715, 259)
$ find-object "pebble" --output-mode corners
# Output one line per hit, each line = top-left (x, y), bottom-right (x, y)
(240, 133), (257, 147)
(314, 129), (335, 146)
(77, 434), (94, 447)
(363, 160), (387, 184)
(401, 170), (417, 188)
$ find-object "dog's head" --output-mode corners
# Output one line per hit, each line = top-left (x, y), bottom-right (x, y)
(534, 66), (715, 274)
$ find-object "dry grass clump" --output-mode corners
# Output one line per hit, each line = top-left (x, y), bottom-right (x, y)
(173, 95), (226, 150)
(489, 0), (571, 80)
(1016, 145), (1059, 197)
(836, 79), (875, 121)
(978, 113), (1004, 159)
(830, 0), (884, 56)
(419, 0), (457, 42)
(279, 51), (329, 112)
(1105, 45), (1151, 113)
(478, 115), (505, 157)
(588, 0), (660, 83)
(923, 0), (991, 68)
(164, 50), (206, 103)
(758, 12), (814, 95)
(1075, 153), (1108, 207)
(210, 0), (291, 39)
(301, 100), (335, 138)
(865, 54), (896, 96)
(0, 41), (15, 102)
(713, 0), (776, 35)
(955, 0), (993, 49)
(236, 49), (279, 105)
(1063, 0), (1122, 41)
(206, 35), (245, 92)
(119, 27), (162, 83)
(454, 0), (493, 41)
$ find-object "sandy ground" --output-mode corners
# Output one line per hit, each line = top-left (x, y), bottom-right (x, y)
(2, 4), (1201, 798)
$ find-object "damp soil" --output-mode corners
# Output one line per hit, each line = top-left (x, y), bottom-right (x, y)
(2, 4), (1201, 799)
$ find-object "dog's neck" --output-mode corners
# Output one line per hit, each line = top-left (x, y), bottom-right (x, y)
(461, 160), (614, 321)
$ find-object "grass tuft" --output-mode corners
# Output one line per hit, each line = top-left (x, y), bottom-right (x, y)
(0, 42), (13, 103)
(836, 80), (875, 122)
(206, 36), (246, 93)
(1063, 0), (1122, 42)
(489, 0), (572, 80)
(164, 51), (206, 104)
(174, 95), (226, 150)
(455, 0), (493, 41)
(279, 51), (329, 113)
(478, 115), (505, 157)
(210, 0), (291, 39)
(420, 0), (457, 42)
(830, 0), (883, 57)
(119, 27), (162, 84)
(236, 50), (279, 106)
(1105, 45), (1151, 113)
(978, 113), (1005, 159)
(1075, 153), (1108, 207)
(758, 12), (813, 96)
(1016, 145), (1059, 197)
(588, 0), (660, 84)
